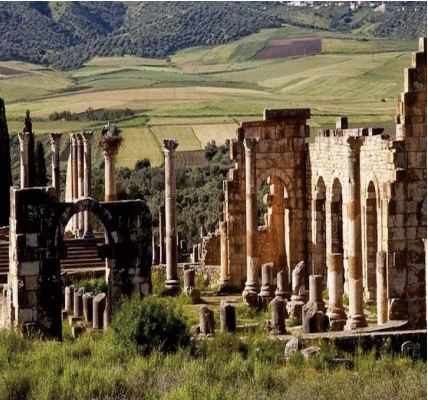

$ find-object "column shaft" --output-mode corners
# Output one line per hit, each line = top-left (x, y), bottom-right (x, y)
(159, 206), (166, 264)
(219, 220), (230, 287)
(71, 134), (79, 236)
(77, 135), (84, 237)
(18, 132), (29, 188)
(327, 253), (346, 330)
(50, 133), (62, 199)
(82, 132), (93, 237)
(376, 251), (388, 324)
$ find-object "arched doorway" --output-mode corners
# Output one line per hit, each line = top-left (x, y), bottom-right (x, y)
(364, 181), (378, 303)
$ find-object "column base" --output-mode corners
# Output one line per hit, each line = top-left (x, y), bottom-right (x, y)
(218, 279), (235, 293)
(242, 285), (259, 307)
(327, 307), (347, 331)
(344, 314), (368, 330)
(164, 280), (181, 296)
(274, 290), (289, 301)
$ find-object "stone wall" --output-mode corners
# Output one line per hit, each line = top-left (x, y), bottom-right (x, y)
(200, 231), (220, 266)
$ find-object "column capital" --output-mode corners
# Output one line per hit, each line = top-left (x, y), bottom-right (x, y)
(163, 139), (179, 154)
(18, 131), (30, 145)
(243, 137), (259, 152)
(70, 132), (78, 145)
(98, 135), (122, 158)
(50, 132), (62, 145)
(346, 136), (364, 156)
(81, 131), (93, 143)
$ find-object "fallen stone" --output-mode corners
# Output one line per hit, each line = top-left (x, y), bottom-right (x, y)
(301, 346), (321, 358)
(284, 336), (300, 360)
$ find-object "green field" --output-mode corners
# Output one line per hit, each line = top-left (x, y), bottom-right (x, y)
(0, 28), (418, 167)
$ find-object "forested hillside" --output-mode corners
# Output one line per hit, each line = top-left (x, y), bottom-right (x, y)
(0, 1), (426, 70)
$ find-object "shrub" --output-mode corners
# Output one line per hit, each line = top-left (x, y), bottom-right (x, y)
(111, 296), (191, 355)
(70, 276), (107, 294)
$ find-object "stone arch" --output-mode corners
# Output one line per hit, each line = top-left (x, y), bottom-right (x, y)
(256, 168), (294, 197)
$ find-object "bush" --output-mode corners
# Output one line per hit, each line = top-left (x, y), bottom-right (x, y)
(111, 296), (191, 355)
(70, 276), (107, 294)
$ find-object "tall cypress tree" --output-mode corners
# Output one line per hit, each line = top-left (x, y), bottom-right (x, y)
(24, 110), (36, 187)
(35, 141), (48, 187)
(0, 98), (12, 226)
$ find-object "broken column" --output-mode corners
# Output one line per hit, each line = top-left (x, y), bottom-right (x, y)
(220, 301), (236, 332)
(199, 305), (215, 335)
(286, 261), (306, 321)
(49, 133), (62, 198)
(376, 251), (388, 325)
(326, 253), (347, 330)
(18, 132), (30, 188)
(64, 285), (75, 314)
(82, 131), (93, 237)
(219, 220), (230, 289)
(242, 137), (260, 305)
(159, 206), (166, 264)
(183, 266), (200, 300)
(345, 137), (367, 330)
(93, 292), (107, 330)
(259, 262), (274, 307)
(73, 287), (84, 318)
(275, 270), (288, 300)
(83, 292), (93, 323)
(163, 139), (180, 294)
(269, 297), (287, 335)
(309, 274), (325, 312)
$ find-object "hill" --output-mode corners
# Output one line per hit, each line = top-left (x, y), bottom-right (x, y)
(0, 1), (425, 70)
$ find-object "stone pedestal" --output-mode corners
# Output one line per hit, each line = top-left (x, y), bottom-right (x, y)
(199, 305), (215, 335)
(259, 262), (274, 307)
(50, 133), (62, 199)
(242, 137), (260, 304)
(269, 298), (287, 335)
(327, 253), (347, 331)
(163, 139), (180, 294)
(220, 301), (236, 332)
(275, 270), (289, 300)
(345, 138), (367, 330)
(18, 132), (30, 188)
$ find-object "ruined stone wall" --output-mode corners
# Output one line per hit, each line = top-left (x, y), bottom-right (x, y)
(223, 110), (309, 286)
(200, 231), (220, 266)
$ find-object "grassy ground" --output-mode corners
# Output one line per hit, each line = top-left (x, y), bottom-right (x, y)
(0, 27), (418, 168)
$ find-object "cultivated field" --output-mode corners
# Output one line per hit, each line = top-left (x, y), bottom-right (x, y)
(0, 26), (418, 167)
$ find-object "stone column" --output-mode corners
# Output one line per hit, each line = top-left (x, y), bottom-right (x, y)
(219, 220), (230, 288)
(345, 137), (367, 330)
(159, 206), (166, 264)
(242, 137), (260, 303)
(71, 134), (79, 235)
(163, 139), (180, 294)
(82, 131), (93, 237)
(327, 253), (347, 330)
(18, 132), (30, 188)
(99, 136), (122, 202)
(49, 133), (62, 199)
(376, 251), (388, 325)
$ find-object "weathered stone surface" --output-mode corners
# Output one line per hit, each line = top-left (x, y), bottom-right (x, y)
(93, 293), (106, 330)
(73, 287), (84, 318)
(83, 292), (93, 323)
(301, 346), (321, 358)
(220, 301), (236, 332)
(302, 301), (329, 333)
(199, 305), (215, 335)
(284, 336), (300, 360)
(269, 297), (287, 335)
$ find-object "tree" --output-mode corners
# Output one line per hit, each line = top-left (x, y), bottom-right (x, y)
(24, 110), (37, 187)
(35, 142), (48, 187)
(135, 158), (151, 170)
(0, 98), (12, 226)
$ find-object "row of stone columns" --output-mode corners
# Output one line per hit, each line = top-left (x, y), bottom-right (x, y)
(69, 132), (93, 238)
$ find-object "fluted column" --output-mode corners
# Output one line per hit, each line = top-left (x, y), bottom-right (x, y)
(82, 131), (93, 237)
(345, 137), (367, 330)
(163, 139), (180, 294)
(76, 134), (84, 237)
(219, 220), (230, 288)
(242, 137), (260, 303)
(49, 133), (62, 199)
(99, 136), (122, 202)
(18, 132), (30, 188)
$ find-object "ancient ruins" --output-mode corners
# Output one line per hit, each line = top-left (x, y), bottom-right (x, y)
(0, 38), (426, 340)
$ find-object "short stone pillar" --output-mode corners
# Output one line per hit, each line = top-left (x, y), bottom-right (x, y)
(163, 139), (180, 294)
(98, 134), (122, 202)
(64, 285), (75, 314)
(83, 292), (93, 323)
(302, 301), (329, 333)
(269, 298), (287, 335)
(18, 132), (30, 188)
(50, 133), (62, 198)
(259, 262), (274, 307)
(73, 287), (84, 318)
(242, 137), (260, 305)
(219, 220), (230, 288)
(376, 251), (388, 325)
(309, 274), (325, 313)
(183, 266), (200, 300)
(159, 206), (166, 264)
(275, 270), (288, 300)
(345, 137), (367, 330)
(199, 305), (215, 335)
(327, 253), (347, 331)
(93, 293), (107, 330)
(82, 131), (93, 237)
(220, 301), (236, 332)
(286, 261), (306, 321)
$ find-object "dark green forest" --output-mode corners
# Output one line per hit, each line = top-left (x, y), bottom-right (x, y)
(0, 2), (426, 70)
